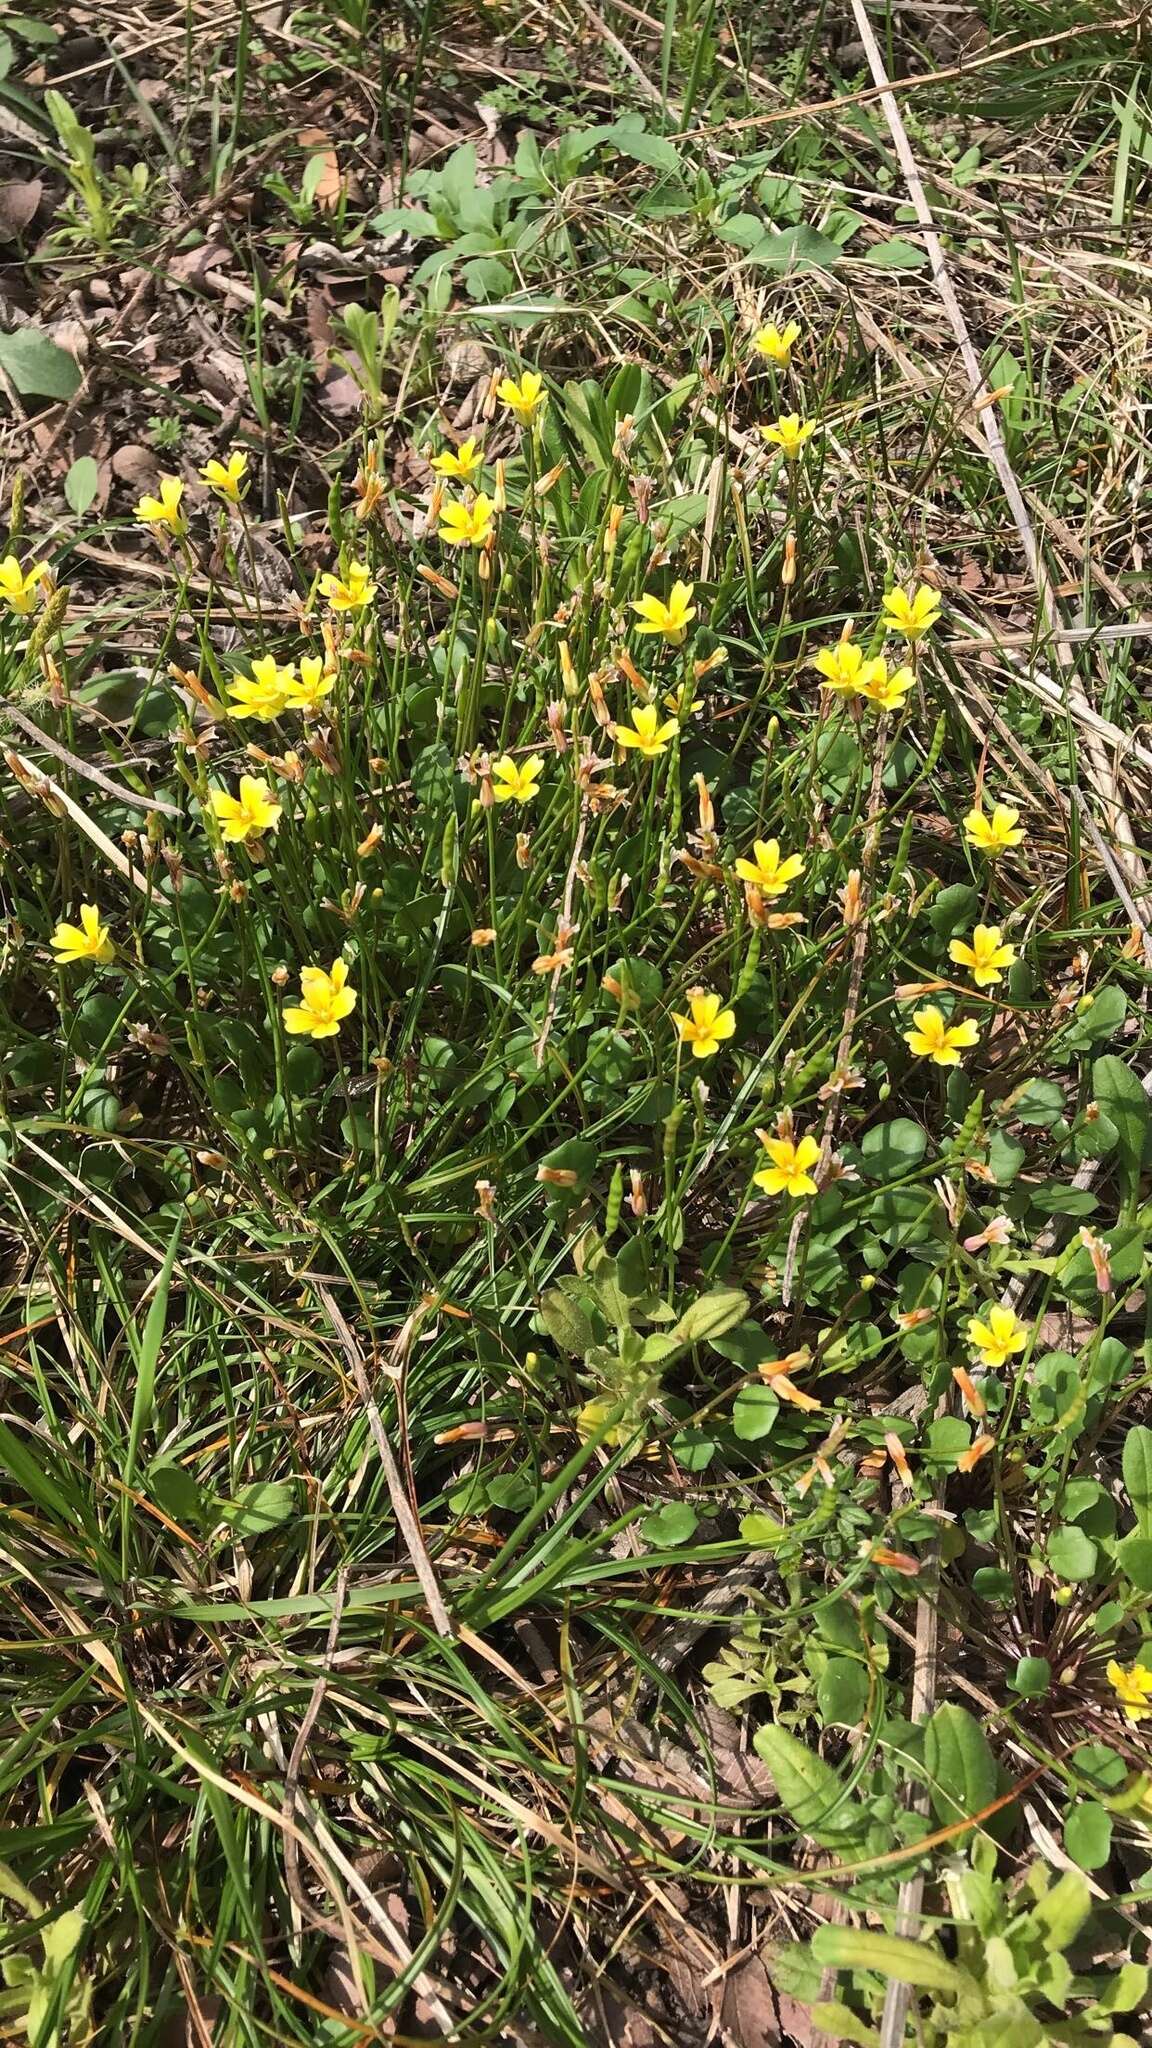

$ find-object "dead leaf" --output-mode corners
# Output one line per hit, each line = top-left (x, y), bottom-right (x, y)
(318, 370), (362, 417)
(720, 1955), (781, 2048)
(305, 289), (335, 374)
(168, 241), (231, 287)
(111, 443), (159, 493)
(298, 125), (346, 211)
(0, 179), (42, 239)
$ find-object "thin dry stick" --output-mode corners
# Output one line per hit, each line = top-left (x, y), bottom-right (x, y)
(315, 1283), (454, 1639)
(847, 0), (1149, 908)
(5, 705), (180, 816)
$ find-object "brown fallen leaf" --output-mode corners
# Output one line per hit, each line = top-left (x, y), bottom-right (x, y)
(720, 1954), (782, 2048)
(0, 179), (42, 239)
(111, 443), (160, 494)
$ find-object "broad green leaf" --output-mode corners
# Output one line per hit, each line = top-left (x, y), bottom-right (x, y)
(816, 1657), (869, 1728)
(64, 452), (98, 515)
(1009, 1656), (1050, 1697)
(811, 1926), (963, 1995)
(859, 1118), (928, 1178)
(1122, 1424), (1152, 1534)
(1030, 1868), (1091, 1951)
(537, 1285), (595, 1356)
(749, 223), (843, 272)
(222, 1480), (298, 1534)
(732, 1384), (779, 1441)
(0, 326), (83, 398)
(1116, 1532), (1152, 1589)
(1046, 1523), (1098, 1581)
(865, 235), (928, 268)
(1092, 1054), (1149, 1217)
(673, 1286), (748, 1346)
(1064, 1799), (1112, 1870)
(923, 1703), (997, 1825)
(641, 1502), (698, 1546)
(753, 1724), (856, 1837)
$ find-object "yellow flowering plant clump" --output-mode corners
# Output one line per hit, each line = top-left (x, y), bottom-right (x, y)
(630, 580), (696, 646)
(949, 924), (1016, 987)
(201, 450), (249, 503)
(966, 1303), (1029, 1370)
(495, 370), (546, 424)
(760, 413), (816, 458)
(136, 475), (186, 533)
(733, 839), (804, 896)
(209, 775), (282, 844)
(0, 554), (48, 614)
(50, 904), (114, 966)
(752, 319), (800, 365)
(903, 1004), (980, 1066)
(439, 495), (496, 548)
(431, 437), (484, 481)
(613, 703), (679, 759)
(671, 988), (736, 1059)
(283, 960), (357, 1039)
(964, 798), (1025, 855)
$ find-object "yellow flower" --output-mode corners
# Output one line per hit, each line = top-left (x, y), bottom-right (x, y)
(283, 959), (357, 1039)
(496, 370), (546, 424)
(282, 653), (337, 712)
(754, 1132), (820, 1198)
(613, 703), (680, 759)
(966, 1302), (1028, 1369)
(1107, 1659), (1152, 1724)
(903, 1004), (980, 1067)
(855, 659), (915, 711)
(209, 775), (282, 844)
(630, 580), (697, 646)
(812, 640), (876, 695)
(964, 800), (1024, 856)
(0, 554), (48, 614)
(50, 903), (114, 966)
(733, 839), (805, 896)
(136, 475), (186, 533)
(671, 987), (737, 1060)
(227, 655), (294, 720)
(949, 924), (1016, 988)
(760, 413), (816, 459)
(752, 320), (800, 366)
(882, 583), (941, 640)
(431, 436), (484, 480)
(319, 560), (376, 611)
(200, 449), (248, 503)
(439, 494), (496, 548)
(490, 753), (544, 804)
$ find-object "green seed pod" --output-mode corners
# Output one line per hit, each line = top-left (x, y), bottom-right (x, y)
(9, 472), (25, 542)
(949, 1088), (985, 1161)
(735, 930), (761, 1001)
(604, 1161), (624, 1237)
(439, 811), (457, 887)
(662, 1099), (686, 1179)
(924, 708), (947, 776)
(327, 475), (344, 548)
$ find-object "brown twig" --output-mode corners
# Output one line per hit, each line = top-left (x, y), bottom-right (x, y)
(316, 1282), (454, 1639)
